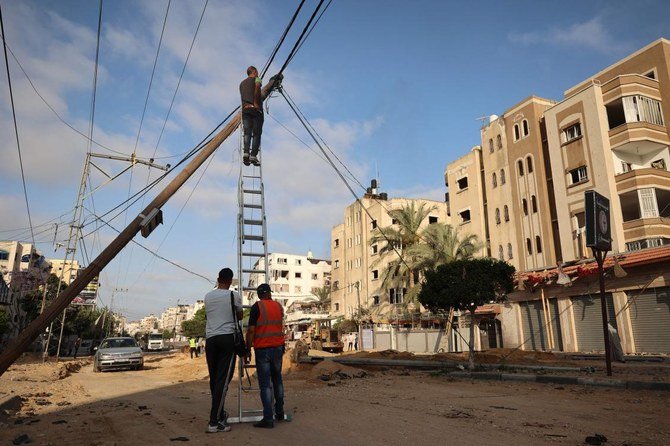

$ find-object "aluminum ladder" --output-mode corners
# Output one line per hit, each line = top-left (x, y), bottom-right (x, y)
(229, 120), (269, 424)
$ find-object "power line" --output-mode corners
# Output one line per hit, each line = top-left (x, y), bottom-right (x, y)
(260, 0), (306, 78)
(1, 3), (36, 250)
(287, 0), (333, 66)
(277, 0), (325, 76)
(87, 0), (103, 156)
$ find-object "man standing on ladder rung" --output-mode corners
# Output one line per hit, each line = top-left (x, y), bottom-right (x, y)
(245, 283), (286, 428)
(240, 66), (264, 167)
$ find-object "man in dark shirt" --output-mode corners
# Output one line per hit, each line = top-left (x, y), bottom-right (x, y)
(239, 66), (264, 166)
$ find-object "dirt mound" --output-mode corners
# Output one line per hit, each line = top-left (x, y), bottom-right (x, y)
(349, 350), (417, 361)
(428, 348), (558, 365)
(308, 360), (370, 381)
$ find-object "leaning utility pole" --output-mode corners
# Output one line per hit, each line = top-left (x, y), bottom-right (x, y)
(0, 79), (280, 375)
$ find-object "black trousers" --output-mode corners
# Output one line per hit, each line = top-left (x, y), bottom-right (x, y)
(205, 334), (236, 425)
(242, 110), (264, 156)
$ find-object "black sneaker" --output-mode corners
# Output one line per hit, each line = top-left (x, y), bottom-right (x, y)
(206, 421), (231, 433)
(243, 152), (251, 166)
(275, 412), (285, 422)
(249, 155), (260, 166)
(253, 419), (274, 429)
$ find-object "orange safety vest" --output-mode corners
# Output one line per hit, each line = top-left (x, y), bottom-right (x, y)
(254, 299), (285, 349)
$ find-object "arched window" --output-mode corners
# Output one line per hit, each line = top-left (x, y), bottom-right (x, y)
(507, 243), (513, 259)
(531, 195), (538, 213)
(503, 205), (509, 222)
(514, 124), (520, 141)
(526, 238), (533, 255)
(518, 160), (524, 176)
(500, 169), (506, 185)
(536, 236), (542, 253)
(522, 119), (529, 136)
(498, 245), (504, 261)
(496, 134), (502, 150)
(495, 208), (501, 224)
(527, 156), (533, 173)
(488, 138), (494, 153)
(492, 172), (497, 188)
(522, 199), (528, 215)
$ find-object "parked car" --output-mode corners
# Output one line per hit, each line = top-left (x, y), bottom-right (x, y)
(93, 337), (144, 372)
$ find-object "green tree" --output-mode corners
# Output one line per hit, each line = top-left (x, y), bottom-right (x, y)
(408, 223), (481, 272)
(162, 329), (173, 340)
(18, 273), (68, 329)
(181, 308), (206, 338)
(314, 286), (330, 312)
(418, 258), (515, 369)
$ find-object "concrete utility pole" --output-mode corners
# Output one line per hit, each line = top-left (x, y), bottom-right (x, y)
(0, 79), (282, 375)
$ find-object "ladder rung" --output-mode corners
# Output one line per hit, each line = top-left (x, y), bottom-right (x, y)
(242, 175), (261, 179)
(242, 269), (264, 274)
(243, 219), (263, 225)
(242, 252), (264, 257)
(243, 286), (258, 291)
(244, 235), (264, 241)
(243, 189), (262, 195)
(243, 203), (262, 209)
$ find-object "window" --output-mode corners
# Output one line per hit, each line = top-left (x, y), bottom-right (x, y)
(495, 208), (501, 225)
(606, 95), (664, 129)
(346, 217), (351, 227)
(517, 160), (524, 176)
(563, 123), (582, 142)
(334, 260), (340, 268)
(500, 169), (506, 185)
(569, 166), (588, 185)
(312, 273), (318, 280)
(0, 250), (9, 261)
(373, 295), (380, 305)
(429, 216), (438, 224)
(347, 238), (352, 248)
(622, 162), (632, 173)
(295, 286), (302, 293)
(391, 218), (398, 225)
(526, 238), (533, 255)
(335, 303), (340, 311)
(498, 245), (504, 261)
(507, 243), (513, 260)
(295, 259), (302, 265)
(371, 244), (378, 255)
(522, 199), (528, 216)
(458, 209), (471, 224)
(295, 272), (302, 278)
(371, 219), (377, 229)
(389, 288), (406, 305)
(651, 159), (666, 170)
(644, 70), (656, 79)
(355, 234), (361, 245)
(372, 270), (379, 280)
(496, 135), (502, 150)
(488, 138), (494, 153)
(531, 195), (538, 213)
(503, 205), (509, 222)
(513, 124), (520, 141)
(457, 176), (469, 190)
(522, 119), (529, 137)
(526, 156), (533, 173)
(333, 280), (339, 290)
(334, 238), (340, 248)
(355, 258), (361, 268)
(536, 236), (543, 253)
(355, 211), (361, 222)
(492, 172), (497, 188)
(277, 257), (287, 265)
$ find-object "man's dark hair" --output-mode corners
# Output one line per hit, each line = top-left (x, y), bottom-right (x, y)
(218, 268), (233, 283)
(246, 66), (257, 76)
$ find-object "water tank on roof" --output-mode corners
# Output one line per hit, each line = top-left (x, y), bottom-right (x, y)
(489, 114), (498, 124)
(379, 192), (388, 200)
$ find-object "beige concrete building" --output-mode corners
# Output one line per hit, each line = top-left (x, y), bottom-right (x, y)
(139, 314), (159, 333)
(444, 146), (488, 257)
(48, 258), (80, 285)
(330, 186), (450, 319)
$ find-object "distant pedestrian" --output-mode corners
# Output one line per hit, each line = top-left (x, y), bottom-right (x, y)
(73, 337), (81, 359)
(189, 337), (199, 359)
(347, 333), (354, 352)
(354, 332), (359, 351)
(198, 338), (205, 355)
(245, 283), (285, 429)
(204, 268), (243, 433)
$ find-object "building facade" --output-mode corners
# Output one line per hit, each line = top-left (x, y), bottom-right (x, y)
(330, 187), (450, 319)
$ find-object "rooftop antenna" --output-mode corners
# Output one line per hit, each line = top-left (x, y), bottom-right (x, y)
(476, 116), (489, 129)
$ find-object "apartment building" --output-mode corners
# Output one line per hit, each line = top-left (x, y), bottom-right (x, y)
(330, 186), (450, 319)
(443, 38), (670, 354)
(160, 304), (192, 336)
(47, 258), (80, 285)
(248, 251), (331, 308)
(139, 314), (159, 333)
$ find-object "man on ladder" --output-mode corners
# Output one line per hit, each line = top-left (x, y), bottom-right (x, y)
(240, 66), (264, 166)
(245, 283), (286, 428)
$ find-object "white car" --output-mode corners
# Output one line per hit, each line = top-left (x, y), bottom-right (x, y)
(93, 337), (144, 372)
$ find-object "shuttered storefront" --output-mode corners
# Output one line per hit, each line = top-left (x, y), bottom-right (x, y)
(628, 287), (670, 353)
(519, 299), (563, 351)
(571, 294), (616, 352)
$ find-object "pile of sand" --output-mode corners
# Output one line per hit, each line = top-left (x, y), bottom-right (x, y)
(308, 360), (370, 381)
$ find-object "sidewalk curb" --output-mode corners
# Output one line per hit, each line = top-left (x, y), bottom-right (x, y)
(448, 371), (670, 391)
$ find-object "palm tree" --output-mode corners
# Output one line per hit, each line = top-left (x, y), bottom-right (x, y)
(313, 286), (330, 312)
(408, 223), (481, 272)
(369, 202), (437, 293)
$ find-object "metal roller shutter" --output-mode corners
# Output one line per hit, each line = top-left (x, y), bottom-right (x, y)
(628, 287), (670, 353)
(571, 294), (616, 352)
(519, 300), (548, 350)
(548, 299), (564, 351)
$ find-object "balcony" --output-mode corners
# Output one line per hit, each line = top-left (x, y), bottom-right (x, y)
(619, 186), (670, 244)
(623, 218), (670, 245)
(609, 122), (669, 154)
(616, 168), (670, 193)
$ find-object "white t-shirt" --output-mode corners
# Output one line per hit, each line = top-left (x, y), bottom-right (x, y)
(204, 288), (243, 338)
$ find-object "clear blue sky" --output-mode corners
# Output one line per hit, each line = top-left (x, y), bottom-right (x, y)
(1, 0), (668, 320)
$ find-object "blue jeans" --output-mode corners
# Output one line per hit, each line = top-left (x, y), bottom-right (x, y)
(255, 346), (284, 421)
